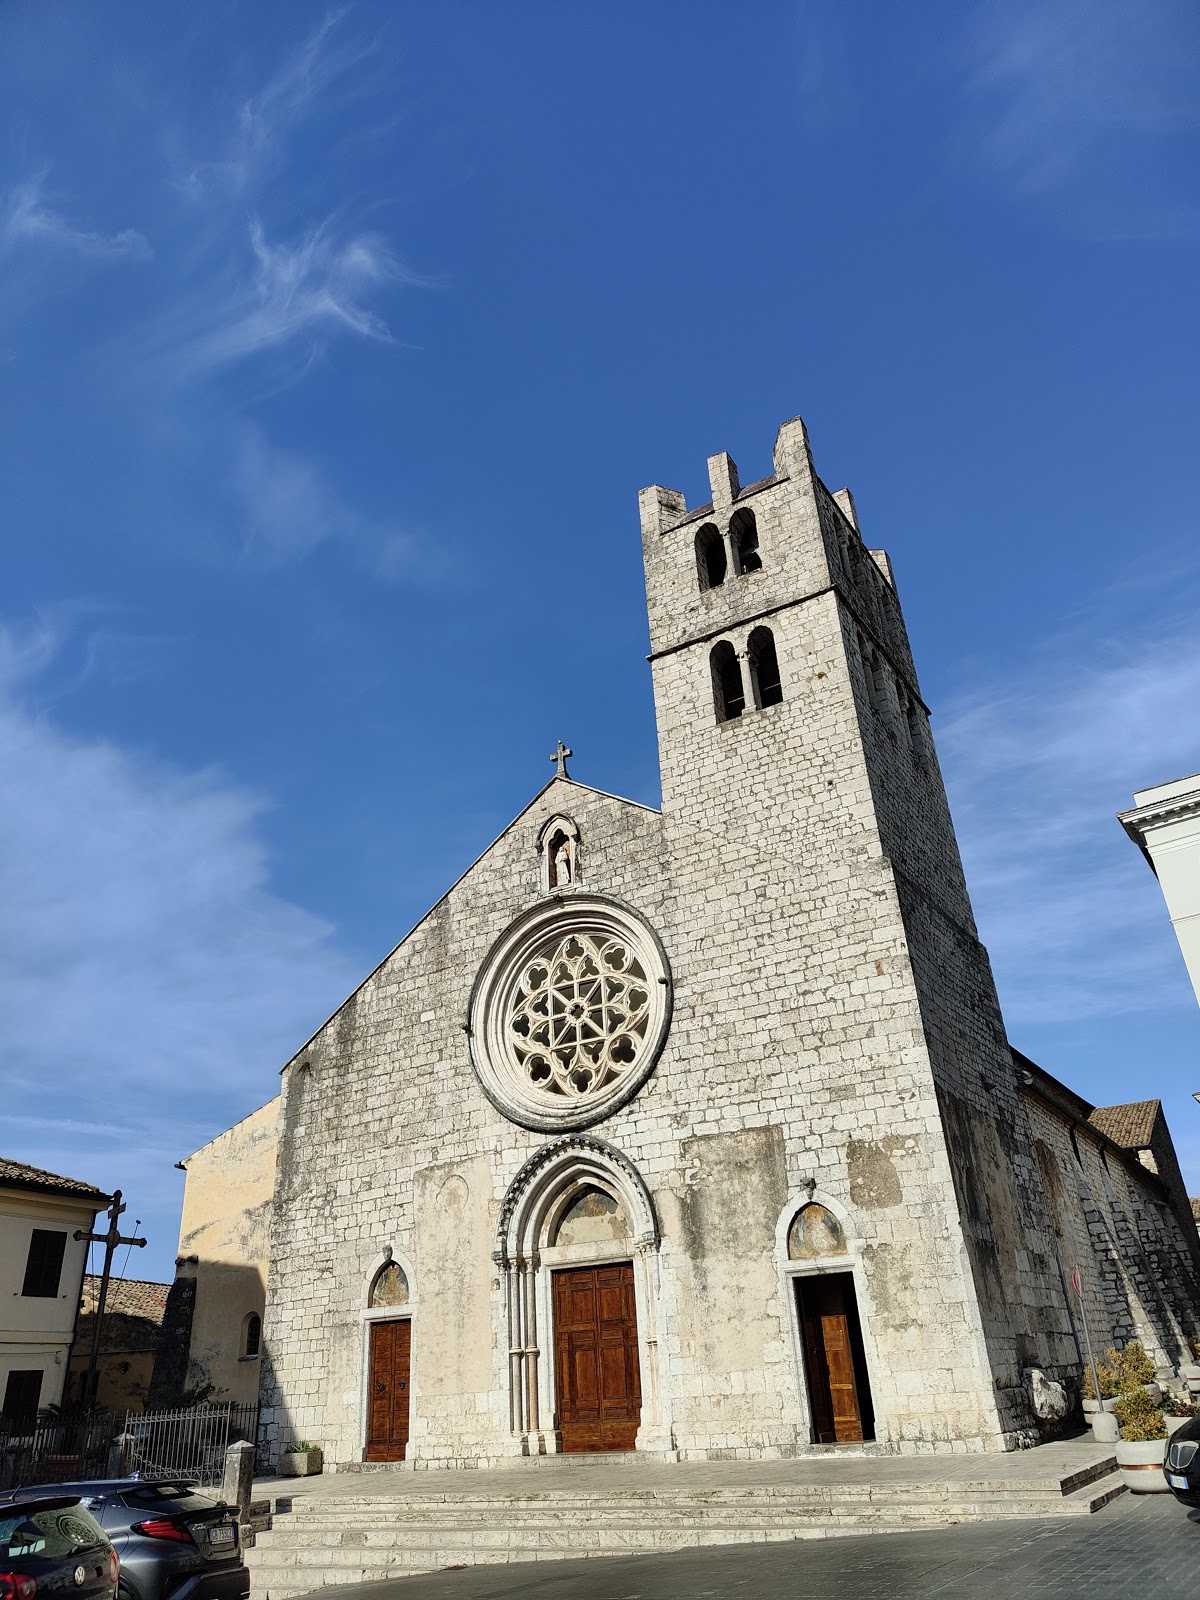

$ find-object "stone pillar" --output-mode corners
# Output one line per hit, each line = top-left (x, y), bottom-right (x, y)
(221, 1439), (255, 1522)
(106, 1433), (134, 1478)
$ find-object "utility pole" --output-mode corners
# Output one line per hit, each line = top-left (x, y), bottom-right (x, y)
(74, 1190), (146, 1407)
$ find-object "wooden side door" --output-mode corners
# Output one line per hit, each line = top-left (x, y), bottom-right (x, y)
(798, 1275), (865, 1444)
(553, 1263), (641, 1452)
(365, 1318), (411, 1461)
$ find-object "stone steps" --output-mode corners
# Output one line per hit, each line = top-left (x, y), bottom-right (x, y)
(245, 1469), (1125, 1596)
(246, 1522), (932, 1596)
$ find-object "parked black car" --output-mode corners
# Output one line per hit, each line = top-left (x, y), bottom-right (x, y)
(1166, 1416), (1200, 1507)
(1, 1482), (248, 1600)
(0, 1493), (118, 1600)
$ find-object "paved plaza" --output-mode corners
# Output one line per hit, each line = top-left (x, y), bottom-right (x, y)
(288, 1492), (1196, 1599)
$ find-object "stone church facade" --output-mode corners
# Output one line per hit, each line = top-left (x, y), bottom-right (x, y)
(250, 416), (1200, 1467)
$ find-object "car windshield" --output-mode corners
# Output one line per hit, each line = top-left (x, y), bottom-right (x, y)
(0, 1505), (106, 1559)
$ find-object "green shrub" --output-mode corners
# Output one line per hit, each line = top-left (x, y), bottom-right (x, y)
(1113, 1340), (1156, 1391)
(1082, 1357), (1117, 1400)
(284, 1440), (316, 1453)
(1113, 1387), (1166, 1442)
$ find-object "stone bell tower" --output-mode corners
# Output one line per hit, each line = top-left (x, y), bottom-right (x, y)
(637, 416), (1049, 1448)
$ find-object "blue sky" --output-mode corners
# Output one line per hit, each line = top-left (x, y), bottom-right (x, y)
(2, 1), (1198, 1282)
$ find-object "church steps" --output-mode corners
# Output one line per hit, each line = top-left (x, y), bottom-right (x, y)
(262, 1475), (1123, 1520)
(244, 1472), (1127, 1594)
(245, 1523), (938, 1596)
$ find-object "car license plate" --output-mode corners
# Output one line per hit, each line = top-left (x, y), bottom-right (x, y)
(1168, 1473), (1190, 1489)
(210, 1525), (236, 1545)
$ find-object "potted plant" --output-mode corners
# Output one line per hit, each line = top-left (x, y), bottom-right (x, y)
(1081, 1355), (1118, 1417)
(1113, 1339), (1161, 1404)
(1164, 1394), (1197, 1435)
(1112, 1389), (1169, 1492)
(279, 1441), (324, 1477)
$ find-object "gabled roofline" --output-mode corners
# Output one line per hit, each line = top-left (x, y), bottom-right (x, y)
(176, 1090), (282, 1167)
(278, 775), (661, 1073)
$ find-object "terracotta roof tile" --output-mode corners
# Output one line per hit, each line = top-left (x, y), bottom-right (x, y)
(0, 1157), (109, 1201)
(1088, 1100), (1161, 1150)
(79, 1275), (170, 1323)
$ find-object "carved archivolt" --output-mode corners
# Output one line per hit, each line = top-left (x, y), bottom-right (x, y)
(496, 1133), (660, 1262)
(493, 1137), (668, 1453)
(469, 895), (671, 1132)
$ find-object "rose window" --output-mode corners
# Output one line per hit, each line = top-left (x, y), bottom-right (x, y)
(509, 932), (650, 1098)
(469, 896), (671, 1132)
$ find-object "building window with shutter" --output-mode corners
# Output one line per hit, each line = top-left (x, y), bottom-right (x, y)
(2, 1369), (43, 1423)
(22, 1229), (67, 1298)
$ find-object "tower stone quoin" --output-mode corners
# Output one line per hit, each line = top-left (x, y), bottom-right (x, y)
(249, 415), (1200, 1470)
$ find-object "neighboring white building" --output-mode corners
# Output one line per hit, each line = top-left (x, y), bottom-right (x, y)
(1120, 772), (1200, 1007)
(0, 1159), (110, 1423)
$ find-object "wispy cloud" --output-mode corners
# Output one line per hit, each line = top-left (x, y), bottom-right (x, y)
(951, 0), (1200, 238)
(177, 218), (405, 376)
(175, 8), (375, 200)
(1, 172), (151, 260)
(231, 423), (415, 574)
(939, 582), (1200, 1026)
(0, 621), (359, 1267)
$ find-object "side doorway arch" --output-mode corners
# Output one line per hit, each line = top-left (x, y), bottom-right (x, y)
(360, 1250), (416, 1462)
(777, 1195), (875, 1445)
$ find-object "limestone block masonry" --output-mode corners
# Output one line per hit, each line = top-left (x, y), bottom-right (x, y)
(256, 416), (1200, 1470)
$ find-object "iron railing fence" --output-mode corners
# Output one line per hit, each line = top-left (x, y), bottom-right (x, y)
(0, 1402), (259, 1493)
(0, 1411), (121, 1490)
(121, 1402), (259, 1492)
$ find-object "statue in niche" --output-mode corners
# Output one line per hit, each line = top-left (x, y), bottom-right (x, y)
(550, 832), (573, 888)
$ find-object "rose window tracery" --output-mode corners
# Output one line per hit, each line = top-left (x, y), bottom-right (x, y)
(509, 932), (650, 1098)
(469, 895), (671, 1132)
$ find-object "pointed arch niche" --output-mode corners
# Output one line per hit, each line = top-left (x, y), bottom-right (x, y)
(494, 1136), (672, 1456)
(537, 815), (581, 894)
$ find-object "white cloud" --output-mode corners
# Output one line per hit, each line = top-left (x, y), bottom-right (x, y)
(196, 218), (400, 371)
(0, 622), (359, 1271)
(1, 173), (151, 261)
(952, 0), (1199, 238)
(938, 604), (1200, 1026)
(175, 8), (374, 199)
(231, 422), (415, 573)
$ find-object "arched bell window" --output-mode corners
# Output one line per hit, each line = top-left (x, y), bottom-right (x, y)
(747, 626), (783, 709)
(787, 1203), (847, 1260)
(730, 507), (762, 574)
(710, 640), (745, 722)
(695, 523), (727, 591)
(369, 1262), (410, 1308)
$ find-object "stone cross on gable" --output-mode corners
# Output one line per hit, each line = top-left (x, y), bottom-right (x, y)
(550, 740), (573, 779)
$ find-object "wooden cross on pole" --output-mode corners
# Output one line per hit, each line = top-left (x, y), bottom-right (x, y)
(550, 740), (573, 780)
(73, 1189), (146, 1406)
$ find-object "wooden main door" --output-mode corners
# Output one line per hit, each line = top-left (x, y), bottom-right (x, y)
(553, 1263), (642, 1452)
(365, 1318), (411, 1461)
(796, 1272), (874, 1444)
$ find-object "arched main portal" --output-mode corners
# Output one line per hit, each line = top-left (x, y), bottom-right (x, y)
(495, 1136), (671, 1455)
